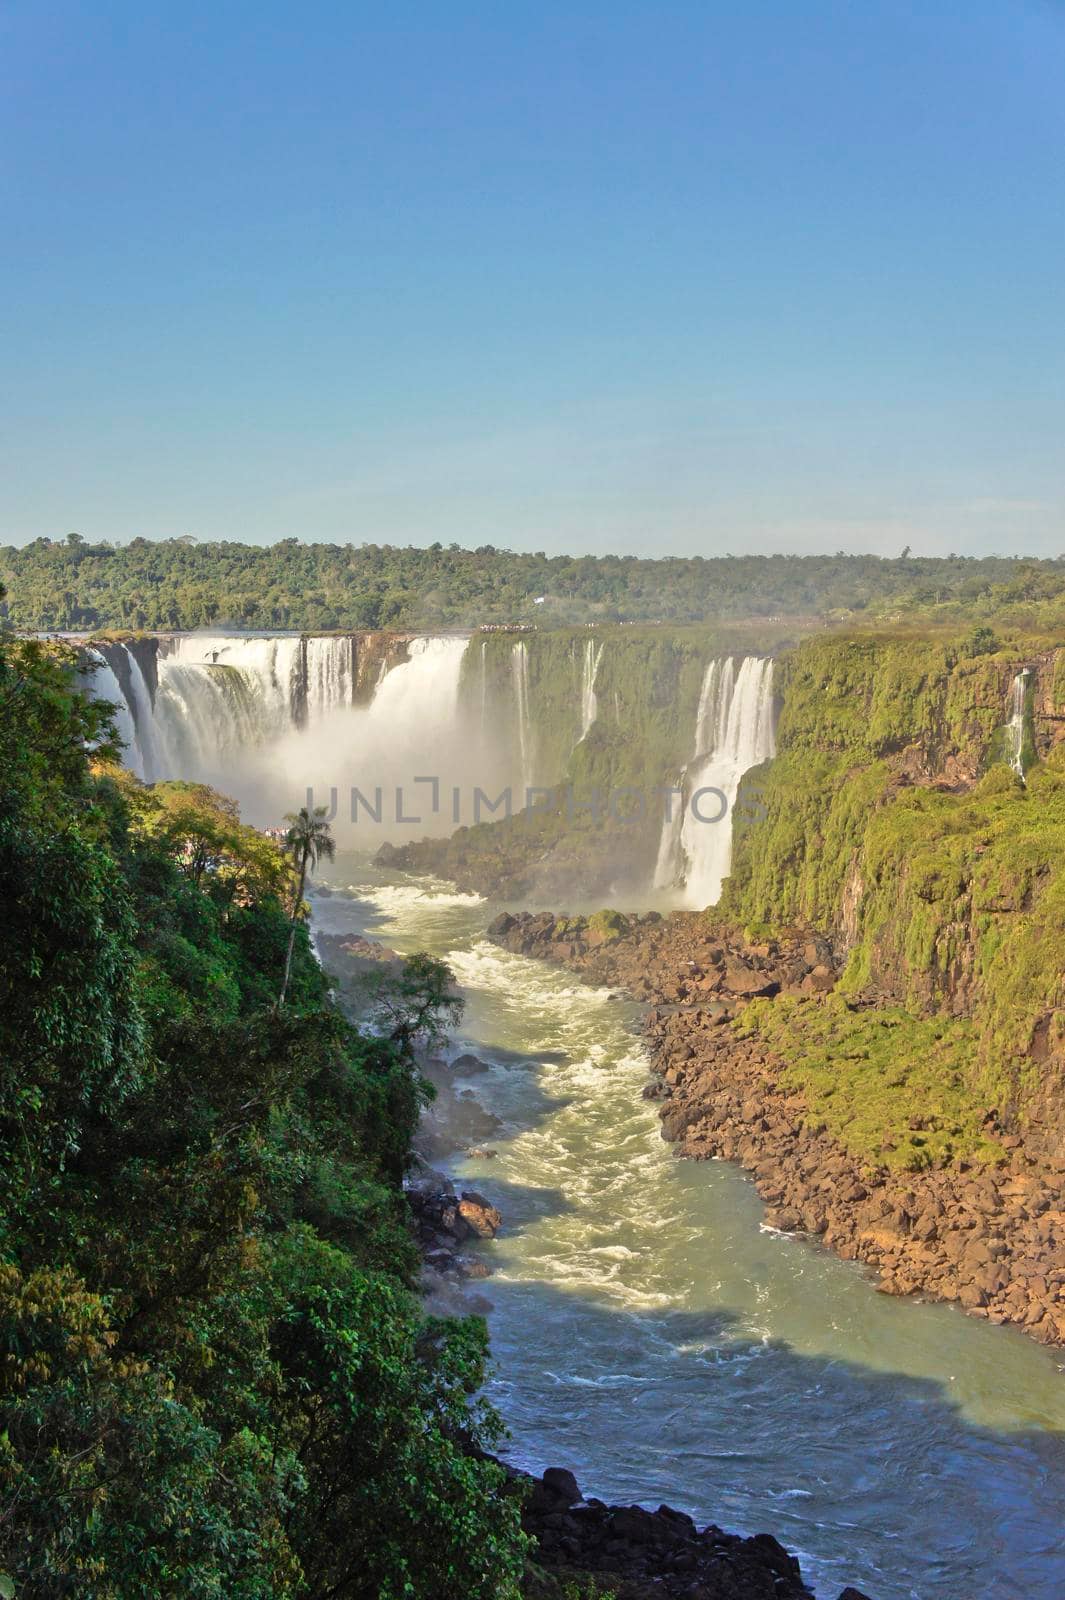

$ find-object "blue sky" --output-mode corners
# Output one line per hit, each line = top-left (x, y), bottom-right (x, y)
(2, 1), (1063, 557)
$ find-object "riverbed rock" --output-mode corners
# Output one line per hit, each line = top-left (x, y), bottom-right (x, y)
(458, 1192), (502, 1238)
(451, 1051), (492, 1074)
(485, 908), (1065, 1350)
(518, 1467), (834, 1599)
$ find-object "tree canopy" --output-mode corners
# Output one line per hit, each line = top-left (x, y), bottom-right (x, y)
(0, 617), (525, 1597)
(4, 535), (1065, 631)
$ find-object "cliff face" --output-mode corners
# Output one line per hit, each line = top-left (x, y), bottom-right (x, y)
(724, 635), (1065, 1142)
(390, 624), (799, 898)
(401, 626), (744, 898)
(470, 623), (790, 792)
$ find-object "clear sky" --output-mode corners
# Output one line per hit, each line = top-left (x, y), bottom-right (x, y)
(2, 1), (1063, 558)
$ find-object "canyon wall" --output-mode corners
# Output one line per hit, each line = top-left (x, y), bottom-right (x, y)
(722, 633), (1065, 1144)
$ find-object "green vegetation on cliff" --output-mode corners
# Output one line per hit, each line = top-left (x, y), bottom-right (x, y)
(724, 633), (1023, 929)
(737, 996), (998, 1171)
(0, 624), (525, 1596)
(726, 631), (1065, 1162)
(474, 625), (733, 791)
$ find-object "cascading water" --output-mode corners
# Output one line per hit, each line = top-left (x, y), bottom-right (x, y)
(83, 649), (144, 777)
(83, 635), (364, 786)
(88, 631), (775, 868)
(577, 638), (604, 742)
(653, 658), (731, 890)
(155, 635), (307, 753)
(1005, 669), (1030, 779)
(123, 649), (162, 778)
(653, 656), (775, 907)
(511, 640), (533, 795)
(84, 633), (474, 837)
(303, 636), (356, 721)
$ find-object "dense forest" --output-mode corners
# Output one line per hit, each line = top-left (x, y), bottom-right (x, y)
(0, 604), (527, 1597)
(4, 535), (1065, 632)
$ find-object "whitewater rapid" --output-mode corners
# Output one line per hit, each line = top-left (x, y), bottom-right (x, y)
(311, 859), (1065, 1600)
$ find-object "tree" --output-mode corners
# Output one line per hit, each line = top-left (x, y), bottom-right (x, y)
(278, 806), (335, 1009)
(0, 641), (527, 1597)
(362, 951), (463, 1054)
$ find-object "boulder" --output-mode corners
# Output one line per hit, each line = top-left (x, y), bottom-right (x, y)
(457, 1192), (502, 1238)
(541, 1467), (582, 1505)
(451, 1051), (491, 1074)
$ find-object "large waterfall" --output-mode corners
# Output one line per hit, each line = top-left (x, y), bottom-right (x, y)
(83, 633), (774, 875)
(84, 634), (470, 836)
(653, 656), (775, 908)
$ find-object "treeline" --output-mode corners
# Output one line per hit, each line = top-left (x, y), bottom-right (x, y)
(4, 534), (1065, 631)
(0, 614), (525, 1596)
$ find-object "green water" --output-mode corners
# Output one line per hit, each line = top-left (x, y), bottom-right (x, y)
(313, 858), (1065, 1600)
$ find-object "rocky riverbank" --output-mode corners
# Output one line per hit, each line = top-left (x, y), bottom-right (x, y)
(486, 909), (1065, 1349)
(516, 1465), (873, 1600)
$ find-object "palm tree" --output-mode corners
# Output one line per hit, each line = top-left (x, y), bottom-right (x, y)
(277, 805), (335, 1009)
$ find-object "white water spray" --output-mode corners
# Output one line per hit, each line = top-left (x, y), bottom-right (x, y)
(578, 638), (605, 742)
(84, 634), (474, 834)
(653, 656), (775, 907)
(84, 649), (144, 777)
(1006, 670), (1029, 779)
(512, 640), (533, 794)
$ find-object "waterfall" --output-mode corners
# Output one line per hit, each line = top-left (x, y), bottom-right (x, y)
(512, 640), (533, 794)
(652, 657), (733, 891)
(578, 639), (605, 741)
(694, 657), (734, 757)
(84, 633), (475, 835)
(653, 656), (775, 907)
(1005, 670), (1029, 779)
(304, 636), (356, 720)
(124, 649), (163, 779)
(363, 635), (466, 736)
(83, 649), (144, 777)
(155, 635), (306, 744)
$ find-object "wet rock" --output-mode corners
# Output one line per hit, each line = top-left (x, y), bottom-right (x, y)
(542, 1467), (582, 1505)
(485, 907), (1063, 1350)
(518, 1467), (826, 1598)
(457, 1192), (502, 1238)
(451, 1051), (492, 1074)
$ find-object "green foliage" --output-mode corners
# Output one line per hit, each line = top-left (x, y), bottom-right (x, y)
(836, 761), (1065, 1112)
(0, 635), (526, 1596)
(357, 950), (464, 1055)
(586, 909), (628, 942)
(726, 629), (1065, 1158)
(0, 1264), (302, 1599)
(963, 625), (1000, 657)
(737, 996), (1001, 1170)
(6, 537), (1065, 630)
(723, 632), (1026, 930)
(1053, 647), (1065, 713)
(278, 805), (337, 1008)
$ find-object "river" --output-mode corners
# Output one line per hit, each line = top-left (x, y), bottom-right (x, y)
(311, 854), (1065, 1600)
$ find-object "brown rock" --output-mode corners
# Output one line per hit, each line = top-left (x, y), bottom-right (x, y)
(458, 1193), (502, 1238)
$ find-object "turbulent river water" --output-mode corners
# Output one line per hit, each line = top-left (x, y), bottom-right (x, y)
(311, 855), (1065, 1600)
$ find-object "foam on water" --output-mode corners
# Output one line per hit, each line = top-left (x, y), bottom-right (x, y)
(312, 862), (1065, 1600)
